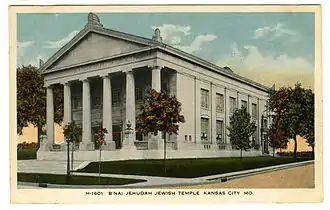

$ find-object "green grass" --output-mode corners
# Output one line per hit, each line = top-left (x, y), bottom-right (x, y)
(17, 148), (37, 160)
(17, 173), (146, 185)
(77, 157), (313, 178)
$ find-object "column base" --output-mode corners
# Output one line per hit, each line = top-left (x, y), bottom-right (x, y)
(101, 141), (116, 151)
(121, 134), (136, 150)
(79, 142), (95, 151)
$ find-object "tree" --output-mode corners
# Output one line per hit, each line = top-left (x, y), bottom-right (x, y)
(136, 88), (185, 161)
(268, 118), (289, 158)
(227, 107), (256, 159)
(63, 121), (82, 183)
(301, 89), (315, 157)
(95, 127), (108, 183)
(17, 65), (64, 146)
(268, 83), (314, 158)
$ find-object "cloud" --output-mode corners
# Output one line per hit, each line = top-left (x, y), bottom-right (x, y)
(43, 30), (79, 49)
(216, 43), (314, 89)
(17, 41), (35, 66)
(175, 34), (217, 54)
(253, 23), (299, 41)
(17, 41), (35, 57)
(29, 55), (47, 68)
(151, 24), (217, 54)
(152, 24), (191, 45)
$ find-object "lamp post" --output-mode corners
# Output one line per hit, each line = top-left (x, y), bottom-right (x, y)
(66, 137), (70, 183)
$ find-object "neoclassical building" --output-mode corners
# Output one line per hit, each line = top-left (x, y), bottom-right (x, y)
(38, 13), (272, 161)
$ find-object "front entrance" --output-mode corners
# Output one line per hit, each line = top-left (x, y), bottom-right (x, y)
(113, 124), (122, 149)
(92, 126), (101, 150)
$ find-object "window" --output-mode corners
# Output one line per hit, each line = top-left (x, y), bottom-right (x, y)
(201, 89), (209, 109)
(252, 130), (258, 142)
(73, 96), (82, 109)
(216, 93), (224, 113)
(216, 120), (224, 143)
(241, 100), (247, 109)
(112, 88), (121, 106)
(229, 97), (236, 114)
(135, 87), (143, 101)
(263, 118), (268, 128)
(189, 135), (192, 141)
(185, 135), (188, 141)
(162, 81), (169, 92)
(201, 118), (209, 141)
(252, 103), (257, 119)
(92, 96), (101, 107)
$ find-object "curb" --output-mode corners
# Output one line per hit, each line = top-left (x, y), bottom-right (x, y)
(17, 160), (314, 189)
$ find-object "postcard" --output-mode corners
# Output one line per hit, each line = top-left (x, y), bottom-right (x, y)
(9, 5), (323, 204)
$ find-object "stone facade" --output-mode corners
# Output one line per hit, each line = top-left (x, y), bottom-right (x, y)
(38, 13), (272, 161)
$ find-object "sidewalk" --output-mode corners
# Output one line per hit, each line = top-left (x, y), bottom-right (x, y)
(17, 159), (314, 188)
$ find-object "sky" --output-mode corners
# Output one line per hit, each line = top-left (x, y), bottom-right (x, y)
(16, 12), (315, 89)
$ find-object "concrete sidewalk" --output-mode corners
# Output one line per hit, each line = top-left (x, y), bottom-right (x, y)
(17, 159), (314, 188)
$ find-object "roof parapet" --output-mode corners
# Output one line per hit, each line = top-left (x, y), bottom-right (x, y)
(152, 28), (163, 42)
(86, 12), (103, 28)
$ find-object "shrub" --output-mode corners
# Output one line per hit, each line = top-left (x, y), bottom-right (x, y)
(17, 141), (39, 149)
(277, 151), (314, 158)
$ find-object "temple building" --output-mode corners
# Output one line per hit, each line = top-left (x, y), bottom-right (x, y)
(38, 13), (272, 161)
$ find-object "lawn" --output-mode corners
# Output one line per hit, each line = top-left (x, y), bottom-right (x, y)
(77, 156), (313, 178)
(17, 173), (146, 185)
(17, 148), (37, 160)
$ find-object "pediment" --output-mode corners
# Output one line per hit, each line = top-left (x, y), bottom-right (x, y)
(47, 30), (150, 70)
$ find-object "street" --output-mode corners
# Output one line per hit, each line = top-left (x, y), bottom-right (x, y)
(167, 163), (315, 189)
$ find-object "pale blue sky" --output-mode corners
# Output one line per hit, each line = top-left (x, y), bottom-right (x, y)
(17, 12), (315, 87)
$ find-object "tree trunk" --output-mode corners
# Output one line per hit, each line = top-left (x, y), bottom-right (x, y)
(99, 147), (102, 184)
(66, 141), (70, 184)
(37, 126), (42, 150)
(293, 136), (298, 158)
(273, 147), (275, 158)
(71, 142), (74, 170)
(164, 133), (167, 173)
(240, 149), (243, 160)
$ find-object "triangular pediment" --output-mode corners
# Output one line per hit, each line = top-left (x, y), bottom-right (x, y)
(43, 27), (155, 71)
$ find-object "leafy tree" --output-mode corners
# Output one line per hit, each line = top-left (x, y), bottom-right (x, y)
(17, 65), (64, 146)
(63, 121), (82, 181)
(227, 107), (256, 159)
(301, 89), (315, 156)
(136, 88), (185, 161)
(268, 118), (289, 158)
(268, 83), (314, 158)
(95, 127), (108, 183)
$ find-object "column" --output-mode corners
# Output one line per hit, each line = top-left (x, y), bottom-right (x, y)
(45, 86), (54, 151)
(152, 66), (161, 91)
(149, 66), (163, 150)
(102, 74), (115, 150)
(124, 70), (136, 149)
(81, 78), (93, 150)
(63, 82), (72, 126)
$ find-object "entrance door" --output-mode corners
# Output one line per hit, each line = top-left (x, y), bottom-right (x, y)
(92, 127), (100, 150)
(112, 124), (122, 149)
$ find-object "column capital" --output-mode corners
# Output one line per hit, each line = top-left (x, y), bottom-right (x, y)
(101, 73), (111, 79)
(123, 69), (134, 74)
(60, 81), (72, 86)
(148, 65), (164, 70)
(79, 77), (89, 82)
